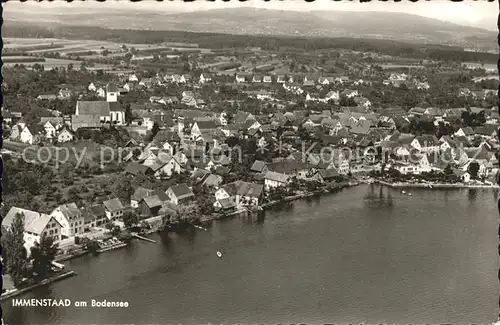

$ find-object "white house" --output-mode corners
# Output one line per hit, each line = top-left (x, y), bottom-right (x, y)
(165, 184), (194, 205)
(50, 203), (84, 237)
(88, 82), (97, 92)
(151, 156), (182, 179)
(3, 207), (63, 254)
(96, 88), (106, 98)
(264, 171), (290, 190)
(57, 127), (74, 143)
(103, 198), (125, 221)
(411, 135), (440, 153)
(325, 91), (340, 101)
(20, 127), (34, 144)
(129, 74), (139, 82)
(43, 121), (57, 139)
(219, 113), (228, 126)
(199, 73), (212, 84)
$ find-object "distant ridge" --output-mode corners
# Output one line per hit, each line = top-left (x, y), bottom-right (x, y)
(3, 7), (496, 50)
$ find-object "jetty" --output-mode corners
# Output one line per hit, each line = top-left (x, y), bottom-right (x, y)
(192, 224), (208, 231)
(1, 270), (77, 300)
(131, 232), (157, 243)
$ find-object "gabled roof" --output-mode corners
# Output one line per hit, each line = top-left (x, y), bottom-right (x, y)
(318, 168), (339, 180)
(125, 162), (153, 176)
(458, 126), (475, 136)
(264, 171), (290, 183)
(194, 120), (218, 130)
(131, 187), (155, 202)
(142, 195), (164, 209)
(76, 101), (110, 116)
(202, 174), (223, 187)
(167, 183), (194, 200)
(103, 198), (124, 212)
(413, 135), (439, 147)
(3, 207), (60, 235)
(106, 83), (119, 93)
(250, 160), (267, 173)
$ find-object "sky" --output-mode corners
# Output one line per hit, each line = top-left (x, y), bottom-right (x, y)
(5, 0), (498, 31)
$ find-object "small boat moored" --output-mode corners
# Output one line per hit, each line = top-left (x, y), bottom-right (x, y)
(216, 251), (223, 258)
(401, 190), (406, 194)
(408, 193), (412, 196)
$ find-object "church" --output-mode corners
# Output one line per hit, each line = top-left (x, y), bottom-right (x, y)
(72, 83), (125, 130)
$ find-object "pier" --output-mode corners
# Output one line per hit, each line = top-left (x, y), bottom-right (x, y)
(131, 232), (157, 243)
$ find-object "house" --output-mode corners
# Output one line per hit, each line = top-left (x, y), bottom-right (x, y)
(316, 168), (339, 183)
(454, 170), (471, 183)
(199, 73), (212, 84)
(82, 205), (108, 230)
(215, 181), (264, 209)
(201, 174), (224, 188)
(124, 162), (155, 176)
(57, 127), (74, 143)
(137, 195), (164, 218)
(103, 198), (125, 221)
(165, 183), (194, 205)
(42, 121), (57, 138)
(150, 156), (182, 179)
(264, 171), (290, 190)
(325, 91), (340, 102)
(263, 76), (272, 83)
(250, 160), (268, 174)
(3, 207), (63, 253)
(129, 74), (139, 82)
(37, 94), (57, 101)
(214, 197), (236, 213)
(71, 115), (102, 131)
(235, 74), (247, 83)
(455, 127), (475, 141)
(88, 82), (97, 92)
(50, 203), (84, 237)
(411, 135), (440, 153)
(58, 89), (73, 100)
(303, 79), (315, 87)
(191, 120), (218, 140)
(341, 89), (358, 98)
(474, 125), (498, 139)
(137, 192), (170, 218)
(96, 88), (106, 98)
(276, 75), (286, 83)
(131, 187), (155, 208)
(252, 75), (262, 83)
(20, 126), (34, 144)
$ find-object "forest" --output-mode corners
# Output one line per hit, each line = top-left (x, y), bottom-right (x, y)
(4, 21), (498, 64)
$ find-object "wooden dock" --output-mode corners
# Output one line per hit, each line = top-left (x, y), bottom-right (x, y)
(131, 233), (157, 243)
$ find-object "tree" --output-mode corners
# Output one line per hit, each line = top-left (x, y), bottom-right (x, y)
(122, 211), (139, 230)
(151, 122), (160, 138)
(2, 213), (29, 286)
(30, 234), (59, 279)
(468, 161), (480, 179)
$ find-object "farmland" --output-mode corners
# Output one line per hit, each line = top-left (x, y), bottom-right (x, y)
(2, 37), (214, 71)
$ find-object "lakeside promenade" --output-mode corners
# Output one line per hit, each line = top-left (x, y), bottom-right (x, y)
(375, 179), (500, 189)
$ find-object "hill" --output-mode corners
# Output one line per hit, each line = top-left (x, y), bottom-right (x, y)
(3, 7), (496, 50)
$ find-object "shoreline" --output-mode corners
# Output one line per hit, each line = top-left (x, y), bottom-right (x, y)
(1, 271), (77, 300)
(374, 179), (499, 189)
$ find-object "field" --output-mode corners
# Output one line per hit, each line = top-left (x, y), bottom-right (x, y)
(4, 37), (214, 60)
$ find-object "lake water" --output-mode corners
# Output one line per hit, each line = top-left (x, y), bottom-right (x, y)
(4, 185), (499, 324)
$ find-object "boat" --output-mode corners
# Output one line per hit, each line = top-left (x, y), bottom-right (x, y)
(96, 238), (127, 253)
(408, 193), (412, 196)
(216, 251), (222, 258)
(401, 190), (406, 194)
